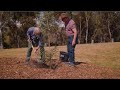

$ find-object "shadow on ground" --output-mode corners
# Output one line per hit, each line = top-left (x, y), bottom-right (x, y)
(31, 60), (60, 70)
(31, 59), (87, 70)
(75, 61), (87, 65)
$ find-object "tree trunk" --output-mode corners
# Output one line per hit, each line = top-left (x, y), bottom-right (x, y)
(100, 36), (103, 43)
(85, 17), (89, 44)
(16, 29), (20, 48)
(108, 19), (112, 42)
(46, 12), (51, 48)
(17, 36), (20, 48)
(103, 34), (106, 43)
(0, 21), (7, 49)
(0, 29), (3, 49)
(79, 16), (82, 44)
(91, 39), (94, 44)
(111, 38), (114, 42)
(48, 33), (50, 48)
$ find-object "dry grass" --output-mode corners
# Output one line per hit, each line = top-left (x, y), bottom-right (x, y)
(75, 42), (120, 69)
(0, 42), (120, 69)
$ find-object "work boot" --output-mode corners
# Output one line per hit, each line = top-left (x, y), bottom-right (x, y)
(37, 59), (45, 64)
(69, 62), (75, 67)
(64, 62), (75, 67)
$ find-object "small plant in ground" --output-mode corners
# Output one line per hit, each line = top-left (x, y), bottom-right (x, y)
(45, 45), (58, 69)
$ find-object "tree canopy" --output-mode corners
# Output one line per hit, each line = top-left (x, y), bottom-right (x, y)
(0, 11), (120, 49)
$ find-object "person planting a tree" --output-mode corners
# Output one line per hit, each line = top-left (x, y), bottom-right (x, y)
(25, 25), (45, 65)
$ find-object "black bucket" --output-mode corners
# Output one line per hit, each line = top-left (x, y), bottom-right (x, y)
(59, 51), (68, 62)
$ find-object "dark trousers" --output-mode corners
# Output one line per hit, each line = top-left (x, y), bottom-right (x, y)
(67, 35), (77, 63)
(26, 41), (45, 63)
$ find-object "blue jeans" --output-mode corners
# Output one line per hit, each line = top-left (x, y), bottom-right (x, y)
(67, 35), (77, 63)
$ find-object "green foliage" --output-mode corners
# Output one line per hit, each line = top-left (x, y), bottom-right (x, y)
(0, 11), (120, 49)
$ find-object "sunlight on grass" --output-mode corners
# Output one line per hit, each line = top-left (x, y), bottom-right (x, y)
(0, 42), (120, 69)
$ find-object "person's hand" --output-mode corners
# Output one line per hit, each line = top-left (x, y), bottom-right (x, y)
(72, 40), (76, 46)
(34, 47), (39, 54)
(27, 39), (31, 43)
(34, 48), (38, 53)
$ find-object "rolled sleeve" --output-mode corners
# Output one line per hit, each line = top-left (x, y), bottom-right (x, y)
(70, 20), (76, 30)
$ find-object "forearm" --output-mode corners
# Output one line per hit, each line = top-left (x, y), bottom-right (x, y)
(73, 30), (77, 42)
(36, 46), (40, 50)
(27, 34), (31, 42)
(36, 41), (42, 50)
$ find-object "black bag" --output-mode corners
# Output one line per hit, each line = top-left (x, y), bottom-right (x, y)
(59, 51), (68, 62)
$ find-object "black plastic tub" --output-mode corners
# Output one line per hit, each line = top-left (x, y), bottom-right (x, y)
(59, 51), (68, 62)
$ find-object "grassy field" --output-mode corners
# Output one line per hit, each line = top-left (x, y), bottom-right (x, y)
(0, 42), (120, 69)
